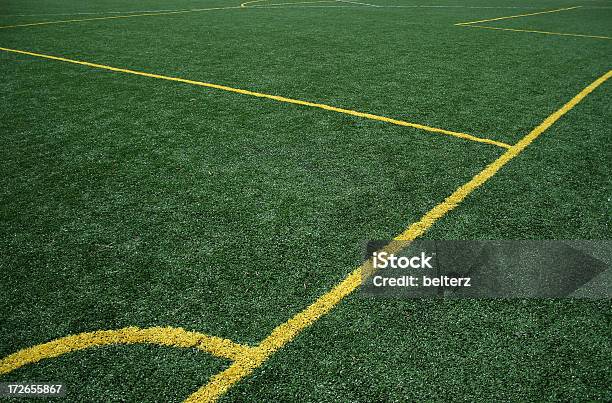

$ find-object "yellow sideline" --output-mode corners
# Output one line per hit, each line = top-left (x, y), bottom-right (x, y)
(455, 5), (581, 26)
(0, 0), (341, 28)
(186, 70), (612, 401)
(0, 327), (253, 375)
(0, 6), (244, 29)
(458, 25), (612, 40)
(0, 46), (509, 148)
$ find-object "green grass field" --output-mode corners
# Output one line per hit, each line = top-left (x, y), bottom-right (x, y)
(0, 0), (610, 401)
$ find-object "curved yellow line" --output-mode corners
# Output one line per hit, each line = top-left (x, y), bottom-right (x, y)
(0, 327), (252, 376)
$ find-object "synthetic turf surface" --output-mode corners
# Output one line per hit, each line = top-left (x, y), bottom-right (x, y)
(1, 0), (610, 401)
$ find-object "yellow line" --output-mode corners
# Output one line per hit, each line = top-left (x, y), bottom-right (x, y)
(0, 46), (509, 149)
(186, 70), (612, 402)
(0, 5), (243, 29)
(455, 6), (581, 26)
(459, 24), (612, 40)
(0, 327), (253, 375)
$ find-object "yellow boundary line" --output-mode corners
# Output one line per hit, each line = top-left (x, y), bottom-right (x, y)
(0, 5), (243, 29)
(0, 0), (343, 28)
(0, 46), (509, 149)
(459, 24), (612, 40)
(0, 327), (252, 376)
(186, 69), (612, 401)
(455, 6), (581, 26)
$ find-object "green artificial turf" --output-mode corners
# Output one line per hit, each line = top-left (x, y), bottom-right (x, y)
(1, 0), (610, 401)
